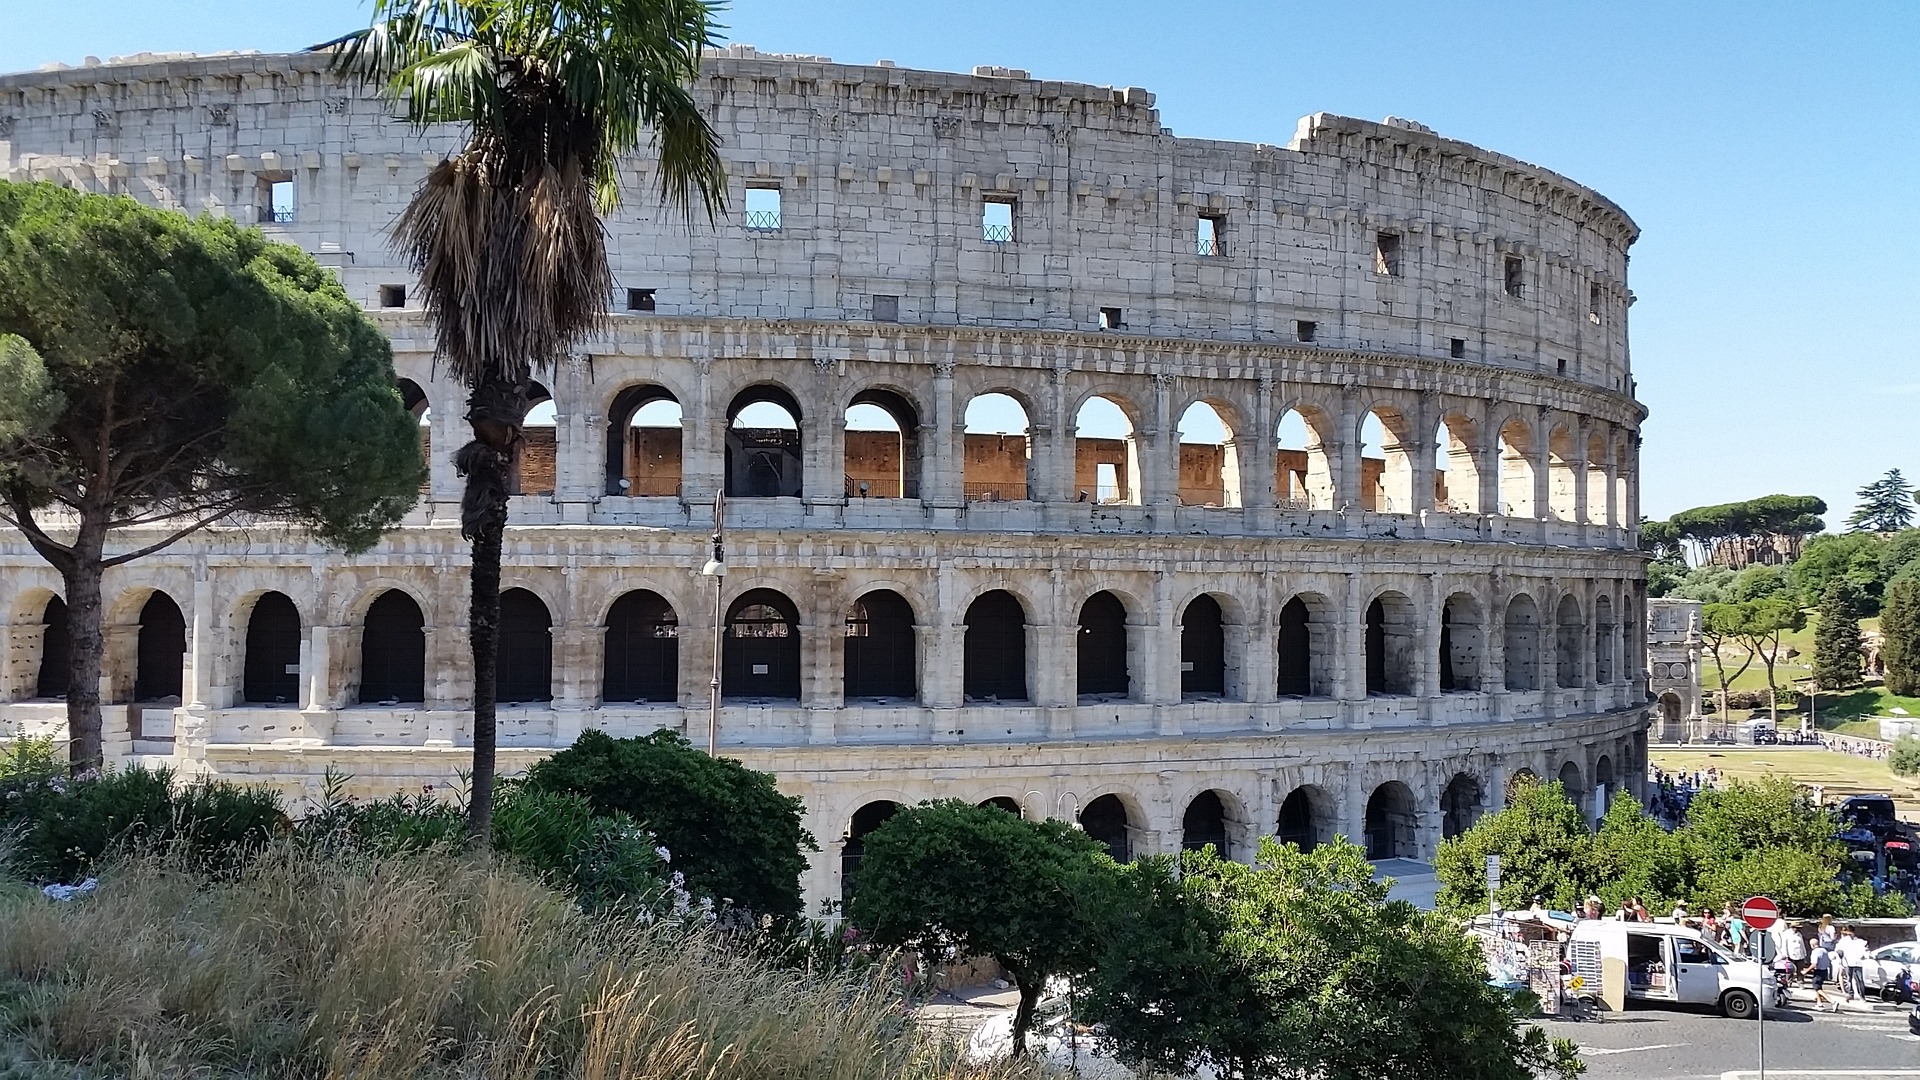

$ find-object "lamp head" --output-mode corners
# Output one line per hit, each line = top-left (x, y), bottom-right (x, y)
(701, 558), (727, 578)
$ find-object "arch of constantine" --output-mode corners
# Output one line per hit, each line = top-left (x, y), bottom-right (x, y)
(0, 46), (1649, 909)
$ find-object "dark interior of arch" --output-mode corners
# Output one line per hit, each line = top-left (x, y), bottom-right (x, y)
(840, 800), (900, 903)
(1441, 775), (1482, 839)
(397, 378), (427, 416)
(359, 590), (426, 704)
(242, 592), (302, 705)
(1080, 794), (1132, 862)
(1077, 591), (1129, 697)
(845, 589), (915, 700)
(1439, 605), (1455, 691)
(497, 588), (553, 703)
(1180, 595), (1225, 697)
(604, 590), (679, 704)
(979, 796), (1022, 816)
(726, 385), (803, 499)
(1364, 783), (1417, 860)
(1277, 787), (1320, 852)
(846, 388), (921, 499)
(36, 596), (68, 699)
(962, 590), (1026, 701)
(135, 592), (186, 702)
(1365, 598), (1388, 694)
(1181, 790), (1230, 858)
(725, 588), (801, 700)
(604, 384), (680, 495)
(1276, 596), (1312, 696)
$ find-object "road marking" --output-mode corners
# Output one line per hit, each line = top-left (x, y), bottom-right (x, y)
(1576, 1043), (1680, 1056)
(1722, 1072), (1920, 1078)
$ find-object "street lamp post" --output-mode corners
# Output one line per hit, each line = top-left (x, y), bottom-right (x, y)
(701, 490), (726, 755)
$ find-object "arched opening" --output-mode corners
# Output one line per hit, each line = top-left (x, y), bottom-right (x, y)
(1180, 595), (1226, 698)
(724, 588), (801, 701)
(35, 596), (68, 699)
(1440, 593), (1484, 692)
(1177, 401), (1240, 507)
(1556, 595), (1585, 689)
(1276, 785), (1331, 852)
(1558, 760), (1585, 805)
(1364, 780), (1417, 860)
(359, 590), (425, 704)
(841, 800), (900, 905)
(398, 378), (431, 491)
(1441, 773), (1483, 839)
(1435, 415), (1481, 513)
(1276, 595), (1331, 697)
(1595, 755), (1616, 813)
(844, 389), (920, 499)
(510, 383), (557, 497)
(1079, 794), (1134, 862)
(725, 386), (803, 499)
(1586, 432), (1612, 526)
(1358, 408), (1413, 513)
(242, 592), (302, 705)
(605, 385), (683, 496)
(1077, 591), (1130, 698)
(1074, 395), (1138, 504)
(1594, 596), (1616, 684)
(1275, 408), (1334, 510)
(963, 590), (1027, 702)
(1181, 790), (1231, 858)
(134, 593), (186, 702)
(1503, 595), (1541, 691)
(1613, 440), (1633, 528)
(1504, 768), (1539, 807)
(845, 589), (915, 700)
(1497, 419), (1535, 518)
(1365, 592), (1416, 695)
(498, 588), (553, 703)
(1659, 691), (1683, 727)
(1547, 425), (1577, 522)
(962, 392), (1031, 502)
(603, 590), (678, 704)
(980, 796), (1022, 816)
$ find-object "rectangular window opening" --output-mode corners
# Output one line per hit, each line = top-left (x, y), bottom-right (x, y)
(1295, 319), (1317, 343)
(982, 197), (1016, 243)
(1504, 255), (1525, 298)
(870, 294), (900, 322)
(1095, 463), (1120, 503)
(378, 284), (407, 309)
(1100, 306), (1125, 331)
(1197, 213), (1224, 256)
(1557, 357), (1568, 375)
(744, 185), (782, 231)
(626, 288), (656, 312)
(1450, 337), (1467, 359)
(1589, 282), (1603, 322)
(1374, 231), (1402, 276)
(257, 174), (295, 224)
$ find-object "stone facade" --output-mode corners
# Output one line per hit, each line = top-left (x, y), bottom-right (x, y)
(1647, 598), (1704, 741)
(0, 47), (1649, 911)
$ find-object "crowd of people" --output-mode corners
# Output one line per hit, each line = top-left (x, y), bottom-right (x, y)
(1821, 733), (1892, 760)
(1644, 766), (1721, 827)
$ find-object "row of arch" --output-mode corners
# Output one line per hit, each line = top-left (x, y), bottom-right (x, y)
(14, 579), (1628, 708)
(838, 759), (1622, 897)
(404, 373), (1635, 524)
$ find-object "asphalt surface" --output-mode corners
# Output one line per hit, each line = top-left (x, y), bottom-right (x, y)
(1538, 998), (1920, 1080)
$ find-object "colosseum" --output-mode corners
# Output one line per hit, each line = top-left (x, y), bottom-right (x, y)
(0, 45), (1648, 908)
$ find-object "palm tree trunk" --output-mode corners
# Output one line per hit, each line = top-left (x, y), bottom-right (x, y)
(457, 377), (520, 846)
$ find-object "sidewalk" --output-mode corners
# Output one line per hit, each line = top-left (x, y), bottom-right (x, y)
(1784, 984), (1908, 1012)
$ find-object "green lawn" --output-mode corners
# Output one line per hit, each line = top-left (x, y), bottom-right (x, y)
(1648, 749), (1920, 810)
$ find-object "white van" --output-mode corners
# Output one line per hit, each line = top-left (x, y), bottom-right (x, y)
(1568, 920), (1779, 1019)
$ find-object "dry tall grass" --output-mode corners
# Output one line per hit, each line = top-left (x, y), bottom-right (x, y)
(0, 843), (1039, 1080)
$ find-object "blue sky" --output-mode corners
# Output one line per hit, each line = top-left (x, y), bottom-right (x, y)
(6, 0), (1915, 526)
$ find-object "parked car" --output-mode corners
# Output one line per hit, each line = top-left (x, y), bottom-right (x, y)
(1858, 941), (1920, 1000)
(1909, 1001), (1920, 1036)
(1839, 795), (1899, 838)
(1753, 728), (1778, 745)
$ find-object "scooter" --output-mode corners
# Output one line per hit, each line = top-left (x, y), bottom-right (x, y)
(1881, 966), (1916, 1005)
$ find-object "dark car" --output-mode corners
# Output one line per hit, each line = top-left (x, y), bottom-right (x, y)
(1839, 795), (1900, 838)
(1753, 729), (1778, 745)
(1909, 1002), (1920, 1037)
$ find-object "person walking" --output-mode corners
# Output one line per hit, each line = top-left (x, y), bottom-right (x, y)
(1837, 924), (1870, 1002)
(1818, 914), (1838, 952)
(1784, 920), (1809, 985)
(1808, 937), (1837, 1011)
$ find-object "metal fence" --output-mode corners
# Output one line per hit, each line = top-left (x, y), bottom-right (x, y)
(982, 222), (1014, 243)
(744, 209), (783, 231)
(963, 481), (1027, 502)
(1196, 234), (1218, 257)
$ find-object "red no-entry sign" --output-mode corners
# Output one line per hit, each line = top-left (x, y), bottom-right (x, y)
(1742, 895), (1780, 930)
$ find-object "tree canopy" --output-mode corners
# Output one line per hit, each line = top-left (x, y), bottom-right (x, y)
(1813, 580), (1865, 690)
(843, 799), (1114, 1056)
(0, 181), (423, 768)
(1848, 469), (1917, 534)
(1665, 495), (1826, 569)
(1883, 575), (1920, 697)
(524, 729), (815, 924)
(1083, 840), (1582, 1080)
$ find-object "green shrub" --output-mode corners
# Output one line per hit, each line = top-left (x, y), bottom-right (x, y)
(15, 767), (175, 882)
(170, 780), (287, 875)
(491, 784), (670, 913)
(1892, 735), (1920, 778)
(299, 786), (464, 855)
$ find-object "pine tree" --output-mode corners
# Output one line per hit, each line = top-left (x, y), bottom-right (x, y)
(1813, 581), (1865, 690)
(1848, 470), (1918, 533)
(1884, 576), (1920, 697)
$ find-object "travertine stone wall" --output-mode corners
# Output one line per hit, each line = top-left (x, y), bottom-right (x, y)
(0, 47), (1649, 911)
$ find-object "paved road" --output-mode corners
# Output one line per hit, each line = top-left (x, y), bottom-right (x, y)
(1538, 999), (1920, 1080)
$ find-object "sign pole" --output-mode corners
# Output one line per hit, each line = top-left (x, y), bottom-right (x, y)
(1743, 895), (1781, 1080)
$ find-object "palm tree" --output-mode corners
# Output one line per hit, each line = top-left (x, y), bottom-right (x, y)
(322, 0), (726, 843)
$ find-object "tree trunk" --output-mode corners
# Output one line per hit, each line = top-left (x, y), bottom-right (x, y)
(1009, 972), (1040, 1057)
(457, 377), (522, 847)
(59, 517), (107, 773)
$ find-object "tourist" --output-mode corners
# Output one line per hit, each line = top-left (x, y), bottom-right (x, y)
(1837, 924), (1870, 1001)
(1783, 920), (1809, 982)
(1723, 903), (1749, 952)
(1631, 896), (1651, 922)
(1807, 937), (1836, 1011)
(1818, 914), (1838, 951)
(1584, 896), (1603, 921)
(1614, 898), (1634, 922)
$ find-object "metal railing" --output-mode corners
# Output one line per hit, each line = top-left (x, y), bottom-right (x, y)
(263, 208), (295, 224)
(963, 481), (1027, 502)
(982, 222), (1014, 243)
(1196, 235), (1218, 256)
(1275, 496), (1316, 512)
(744, 209), (782, 231)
